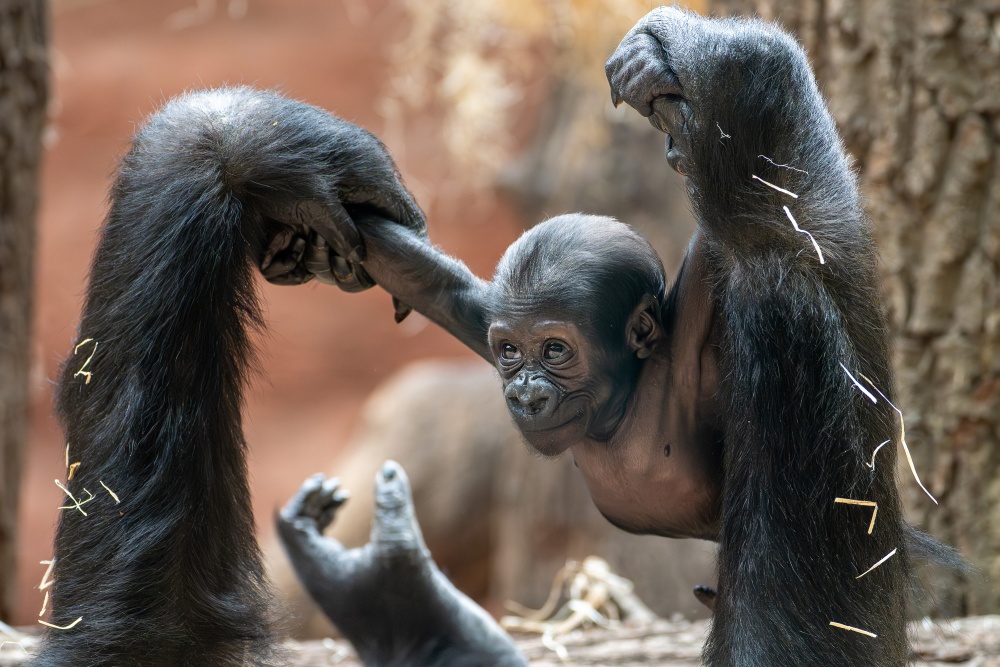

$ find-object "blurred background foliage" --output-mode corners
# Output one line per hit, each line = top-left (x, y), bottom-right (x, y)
(379, 0), (681, 183)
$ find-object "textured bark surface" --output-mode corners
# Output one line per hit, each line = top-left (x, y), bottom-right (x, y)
(713, 0), (1000, 615)
(0, 0), (47, 622)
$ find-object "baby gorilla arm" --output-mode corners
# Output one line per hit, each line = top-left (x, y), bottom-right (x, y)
(277, 462), (526, 667)
(353, 214), (493, 361)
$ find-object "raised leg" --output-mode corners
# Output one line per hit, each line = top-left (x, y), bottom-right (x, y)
(277, 462), (526, 667)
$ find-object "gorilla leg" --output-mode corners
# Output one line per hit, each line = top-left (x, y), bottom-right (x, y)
(278, 462), (526, 667)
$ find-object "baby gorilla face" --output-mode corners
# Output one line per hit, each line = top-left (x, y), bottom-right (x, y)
(488, 317), (621, 456)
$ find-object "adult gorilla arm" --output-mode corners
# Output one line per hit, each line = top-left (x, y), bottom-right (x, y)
(608, 9), (908, 667)
(31, 87), (427, 667)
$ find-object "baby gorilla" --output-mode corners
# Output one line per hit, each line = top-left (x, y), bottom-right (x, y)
(277, 462), (526, 667)
(347, 211), (724, 540)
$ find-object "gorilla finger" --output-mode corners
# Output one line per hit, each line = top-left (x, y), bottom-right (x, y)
(330, 254), (355, 284)
(606, 35), (682, 117)
(327, 253), (377, 293)
(331, 489), (351, 506)
(314, 479), (350, 511)
(303, 233), (339, 285)
(365, 187), (427, 236)
(649, 95), (690, 132)
(309, 199), (366, 265)
(606, 37), (658, 110)
(392, 296), (413, 323)
(299, 473), (329, 498)
(260, 227), (295, 272)
(261, 267), (314, 286)
(606, 57), (651, 115)
(320, 476), (342, 498)
(280, 473), (328, 521)
(298, 476), (345, 517)
(261, 237), (314, 285)
(317, 498), (352, 532)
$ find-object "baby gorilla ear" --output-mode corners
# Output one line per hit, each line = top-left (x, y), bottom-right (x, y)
(626, 294), (663, 359)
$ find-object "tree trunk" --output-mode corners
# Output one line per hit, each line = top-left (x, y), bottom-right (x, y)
(0, 0), (47, 622)
(713, 0), (1000, 615)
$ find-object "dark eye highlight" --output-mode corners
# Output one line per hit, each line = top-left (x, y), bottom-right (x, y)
(499, 343), (522, 362)
(543, 340), (570, 362)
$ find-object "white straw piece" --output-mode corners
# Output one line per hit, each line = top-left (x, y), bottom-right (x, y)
(752, 174), (799, 198)
(829, 621), (877, 638)
(856, 548), (898, 579)
(783, 206), (825, 264)
(859, 376), (939, 506)
(840, 363), (879, 404)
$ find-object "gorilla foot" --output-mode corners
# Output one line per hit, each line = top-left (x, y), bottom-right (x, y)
(280, 472), (351, 532)
(278, 461), (526, 667)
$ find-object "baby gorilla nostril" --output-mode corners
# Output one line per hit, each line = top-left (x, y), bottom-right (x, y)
(526, 396), (548, 415)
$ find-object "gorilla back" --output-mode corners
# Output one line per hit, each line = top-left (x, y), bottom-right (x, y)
(32, 88), (422, 667)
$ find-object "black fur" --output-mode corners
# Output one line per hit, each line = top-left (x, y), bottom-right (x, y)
(31, 87), (422, 667)
(607, 9), (907, 665)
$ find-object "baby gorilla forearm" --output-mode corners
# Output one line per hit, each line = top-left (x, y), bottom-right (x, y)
(356, 215), (493, 361)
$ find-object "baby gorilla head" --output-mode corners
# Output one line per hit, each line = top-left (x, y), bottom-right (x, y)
(488, 214), (666, 456)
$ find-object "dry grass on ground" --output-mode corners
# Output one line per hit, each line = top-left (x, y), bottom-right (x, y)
(3, 616), (999, 666)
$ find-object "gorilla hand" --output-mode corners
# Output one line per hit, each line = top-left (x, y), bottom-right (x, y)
(277, 462), (526, 667)
(605, 7), (703, 176)
(228, 91), (427, 320)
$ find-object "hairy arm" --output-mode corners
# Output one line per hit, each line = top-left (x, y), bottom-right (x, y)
(608, 8), (869, 267)
(354, 214), (494, 362)
(609, 10), (906, 667)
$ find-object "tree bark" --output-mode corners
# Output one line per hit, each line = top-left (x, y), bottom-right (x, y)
(0, 0), (47, 622)
(713, 0), (1000, 615)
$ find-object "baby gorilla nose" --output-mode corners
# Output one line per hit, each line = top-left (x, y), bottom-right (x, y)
(504, 373), (559, 419)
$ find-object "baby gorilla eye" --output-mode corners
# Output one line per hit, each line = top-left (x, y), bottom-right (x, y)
(499, 343), (522, 362)
(543, 340), (570, 362)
